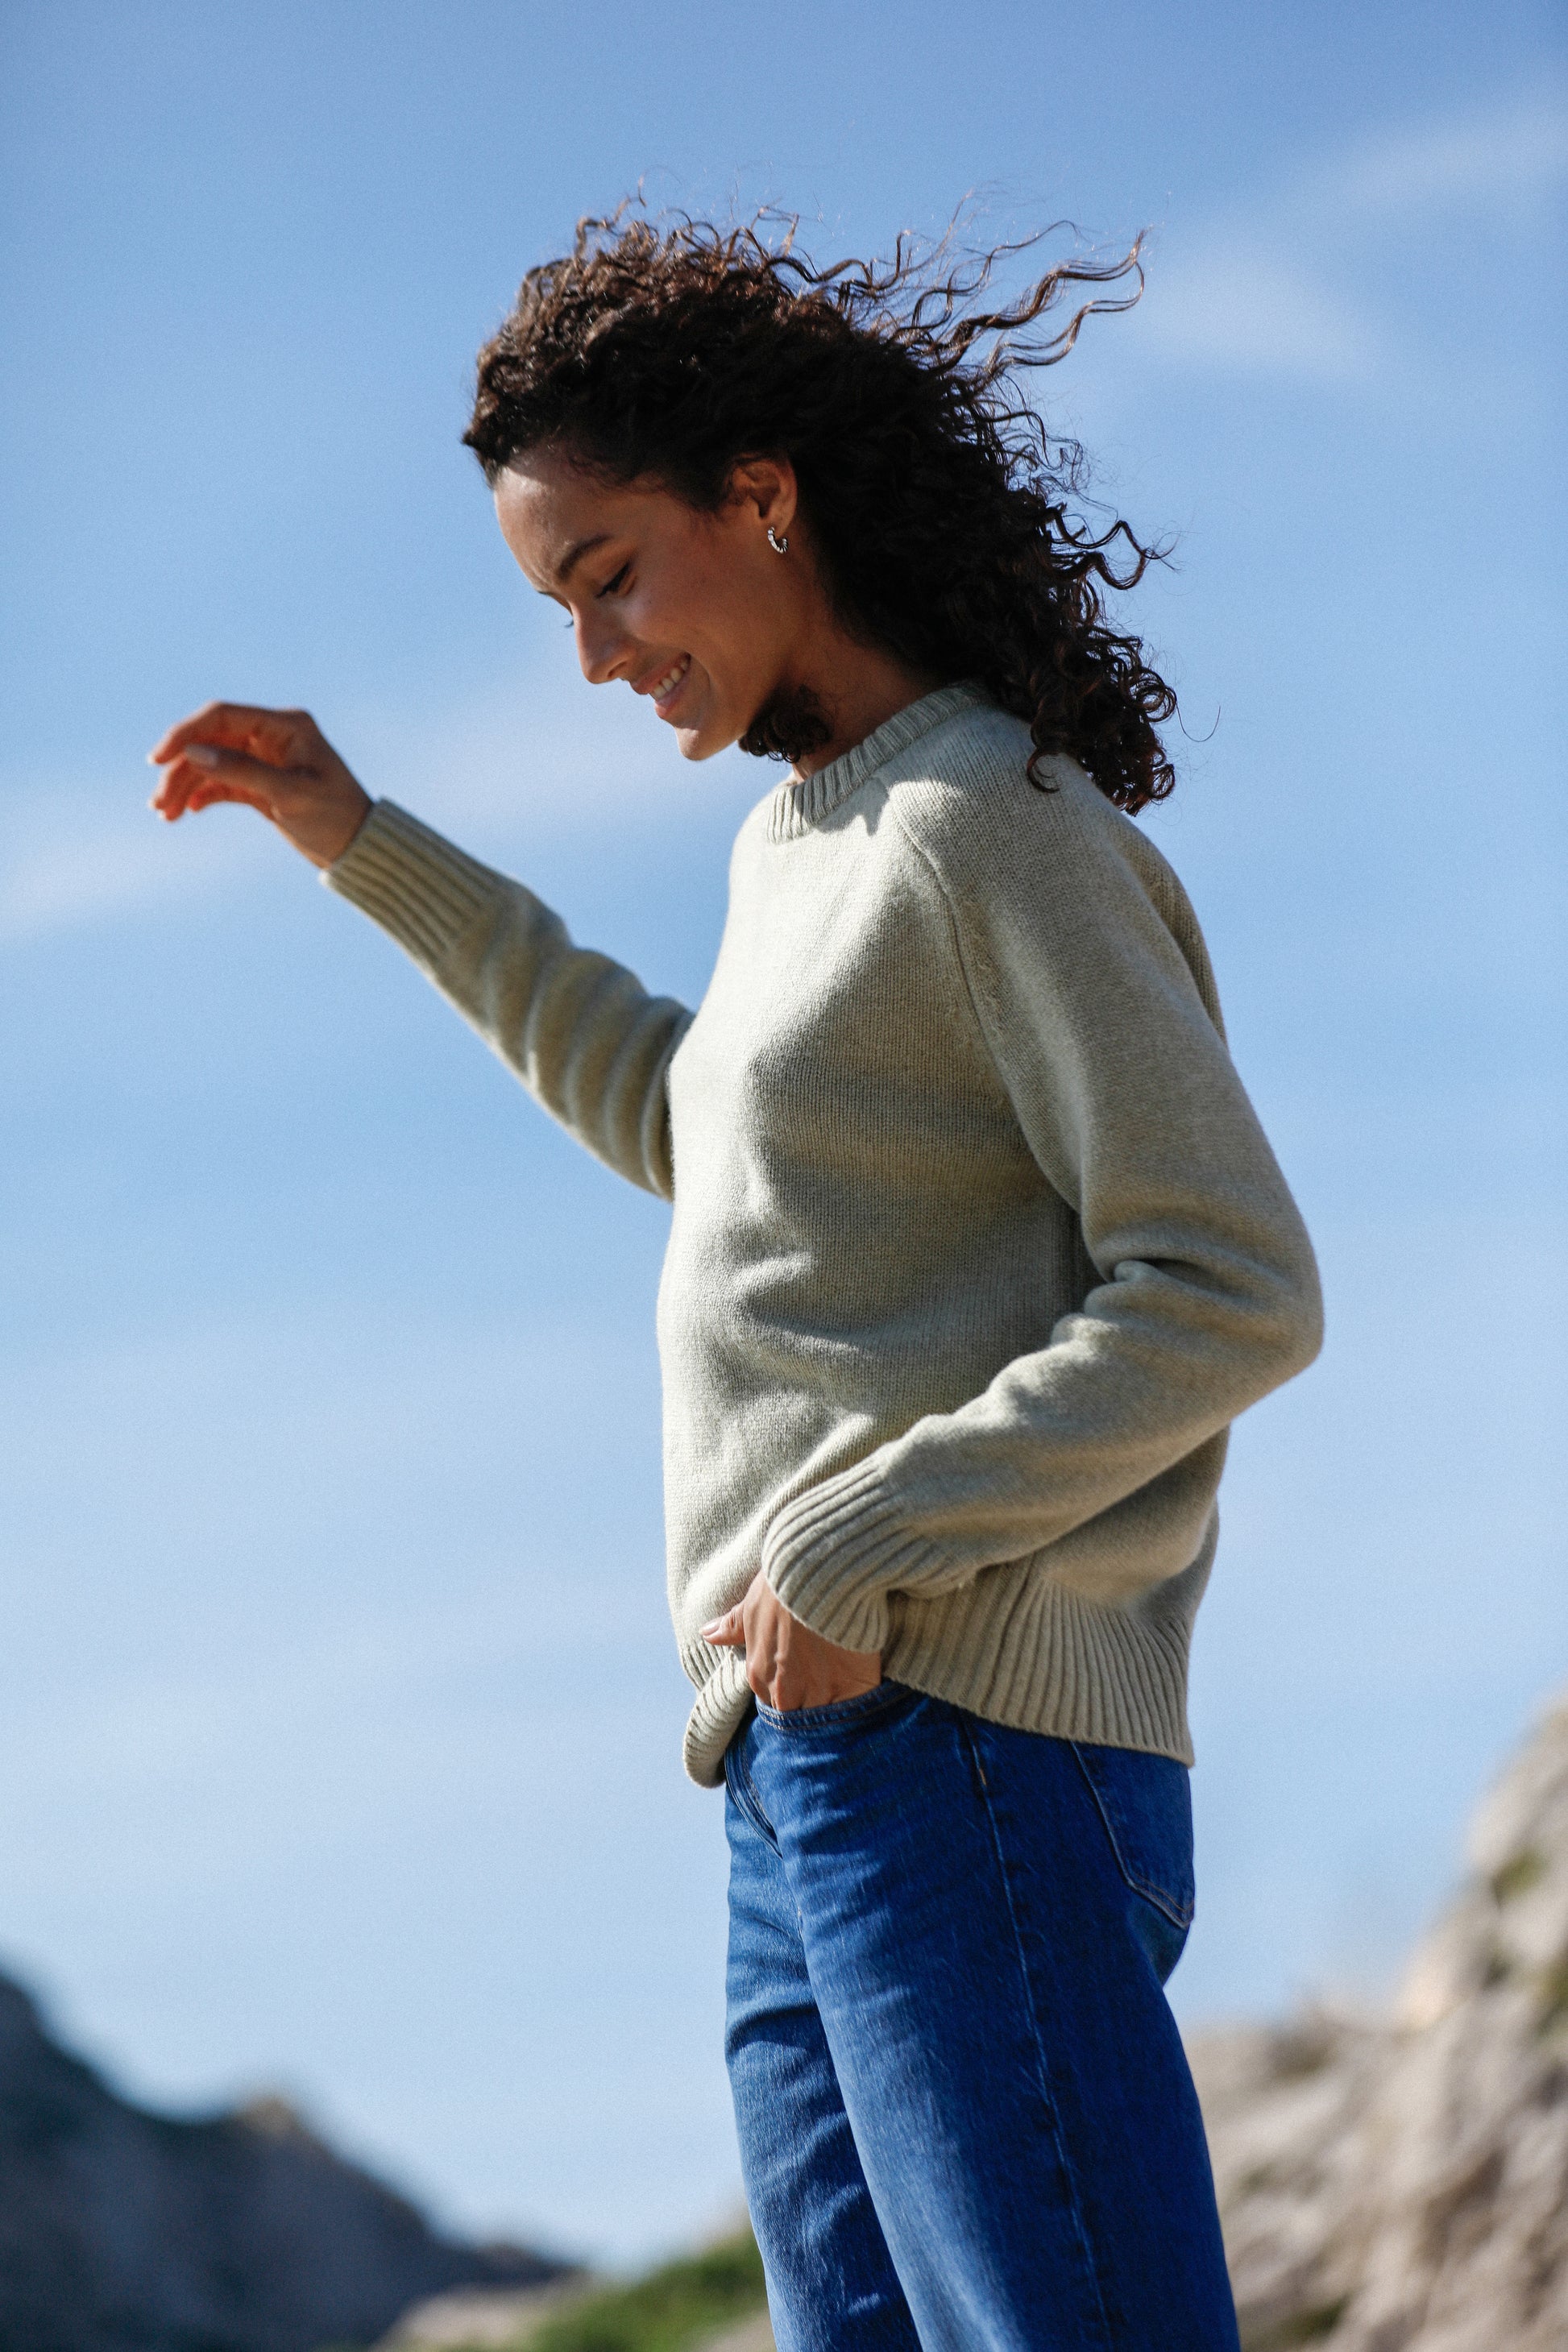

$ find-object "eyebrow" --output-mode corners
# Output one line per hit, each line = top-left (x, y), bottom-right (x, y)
(555, 532), (613, 586)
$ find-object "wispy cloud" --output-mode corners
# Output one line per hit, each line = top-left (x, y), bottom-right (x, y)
(0, 784), (269, 945)
(1328, 93), (1568, 217)
(1137, 243), (1380, 384)
(1133, 90), (1567, 386)
(9, 93), (1562, 943)
(344, 666), (761, 851)
(0, 674), (764, 945)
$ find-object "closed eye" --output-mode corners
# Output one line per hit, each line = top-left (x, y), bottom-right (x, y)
(597, 563), (632, 599)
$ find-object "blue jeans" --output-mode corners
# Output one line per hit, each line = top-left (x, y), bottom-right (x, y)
(723, 1682), (1239, 2352)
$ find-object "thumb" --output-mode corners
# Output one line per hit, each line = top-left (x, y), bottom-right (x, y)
(699, 1607), (745, 1647)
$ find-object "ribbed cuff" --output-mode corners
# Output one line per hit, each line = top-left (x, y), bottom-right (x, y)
(321, 800), (502, 969)
(761, 1457), (952, 1654)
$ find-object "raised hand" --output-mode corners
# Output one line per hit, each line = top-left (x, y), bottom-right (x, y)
(148, 701), (371, 869)
(702, 1570), (882, 1712)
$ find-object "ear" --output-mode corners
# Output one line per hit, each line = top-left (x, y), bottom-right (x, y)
(726, 454), (798, 538)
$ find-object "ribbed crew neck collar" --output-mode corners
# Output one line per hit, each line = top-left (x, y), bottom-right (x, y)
(766, 682), (989, 844)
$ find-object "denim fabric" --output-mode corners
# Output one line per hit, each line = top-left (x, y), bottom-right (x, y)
(723, 1684), (1239, 2352)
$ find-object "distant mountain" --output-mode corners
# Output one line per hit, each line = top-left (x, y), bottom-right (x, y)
(23, 1695), (1568, 2352)
(0, 1976), (569, 2352)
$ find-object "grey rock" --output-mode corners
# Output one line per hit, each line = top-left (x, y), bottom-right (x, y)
(1191, 1695), (1568, 2350)
(0, 1977), (567, 2352)
(694, 2317), (776, 2352)
(375, 2279), (594, 2348)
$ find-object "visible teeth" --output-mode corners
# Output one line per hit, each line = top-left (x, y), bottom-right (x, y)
(653, 657), (687, 699)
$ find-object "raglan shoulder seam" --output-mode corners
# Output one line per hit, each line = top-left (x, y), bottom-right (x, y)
(884, 788), (1015, 1097)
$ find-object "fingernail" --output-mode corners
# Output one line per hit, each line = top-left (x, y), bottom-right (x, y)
(185, 743), (220, 769)
(699, 1620), (722, 1639)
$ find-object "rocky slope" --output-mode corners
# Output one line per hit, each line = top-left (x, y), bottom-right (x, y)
(0, 1977), (566, 2352)
(10, 1695), (1568, 2352)
(383, 1694), (1568, 2352)
(1193, 1694), (1568, 2350)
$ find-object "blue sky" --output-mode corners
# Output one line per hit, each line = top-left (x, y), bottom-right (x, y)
(2, 0), (1565, 2270)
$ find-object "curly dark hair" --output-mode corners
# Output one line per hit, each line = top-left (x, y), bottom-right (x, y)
(464, 208), (1176, 811)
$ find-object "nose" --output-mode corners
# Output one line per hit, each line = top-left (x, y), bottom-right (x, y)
(575, 606), (631, 687)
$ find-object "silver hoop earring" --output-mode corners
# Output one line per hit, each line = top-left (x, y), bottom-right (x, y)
(767, 526), (789, 556)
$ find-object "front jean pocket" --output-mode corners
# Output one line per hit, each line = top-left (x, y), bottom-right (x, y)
(1070, 1740), (1196, 1985)
(754, 1679), (919, 1736)
(724, 1726), (778, 1848)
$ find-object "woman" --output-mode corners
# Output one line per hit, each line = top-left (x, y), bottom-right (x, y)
(150, 212), (1321, 2350)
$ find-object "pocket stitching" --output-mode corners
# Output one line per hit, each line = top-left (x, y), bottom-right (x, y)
(754, 1680), (912, 1734)
(723, 1728), (778, 1848)
(1069, 1743), (1195, 1931)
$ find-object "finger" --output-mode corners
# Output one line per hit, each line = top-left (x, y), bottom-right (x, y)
(150, 701), (305, 765)
(151, 745), (292, 816)
(150, 754), (225, 819)
(149, 760), (211, 819)
(699, 1610), (745, 1647)
(150, 702), (317, 769)
(150, 749), (232, 817)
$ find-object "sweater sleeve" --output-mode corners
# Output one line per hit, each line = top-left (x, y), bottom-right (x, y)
(323, 800), (690, 1200)
(761, 769), (1323, 1653)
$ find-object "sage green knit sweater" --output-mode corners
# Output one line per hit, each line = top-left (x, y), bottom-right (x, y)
(326, 684), (1321, 1786)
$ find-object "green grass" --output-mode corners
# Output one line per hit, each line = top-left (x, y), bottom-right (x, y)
(523, 2229), (768, 2352)
(1242, 2298), (1348, 2350)
(1536, 1957), (1568, 2035)
(1490, 1847), (1547, 1905)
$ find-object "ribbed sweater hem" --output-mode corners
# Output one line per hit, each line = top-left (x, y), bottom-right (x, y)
(678, 1570), (1197, 1788)
(322, 800), (500, 964)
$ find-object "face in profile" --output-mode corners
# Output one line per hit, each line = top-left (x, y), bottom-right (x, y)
(494, 446), (808, 762)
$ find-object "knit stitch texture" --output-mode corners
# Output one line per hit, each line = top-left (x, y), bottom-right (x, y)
(326, 684), (1321, 1785)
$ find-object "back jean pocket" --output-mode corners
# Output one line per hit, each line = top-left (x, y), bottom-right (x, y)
(1070, 1739), (1195, 1981)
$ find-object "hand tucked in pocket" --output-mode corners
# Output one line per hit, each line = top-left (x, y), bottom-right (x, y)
(700, 1571), (881, 1712)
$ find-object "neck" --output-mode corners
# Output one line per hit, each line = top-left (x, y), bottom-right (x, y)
(788, 640), (944, 778)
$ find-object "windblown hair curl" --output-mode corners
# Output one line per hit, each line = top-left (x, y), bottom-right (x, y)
(465, 208), (1176, 811)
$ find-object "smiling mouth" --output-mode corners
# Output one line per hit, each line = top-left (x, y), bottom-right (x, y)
(641, 654), (691, 716)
